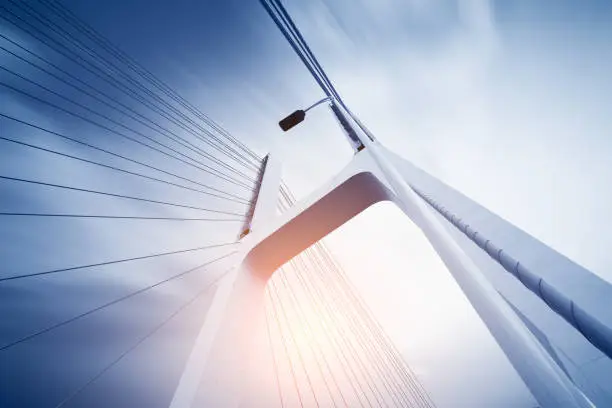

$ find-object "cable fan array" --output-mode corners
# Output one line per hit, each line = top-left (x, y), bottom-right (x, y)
(262, 184), (436, 408)
(259, 0), (436, 404)
(1, 0), (436, 407)
(0, 0), (260, 406)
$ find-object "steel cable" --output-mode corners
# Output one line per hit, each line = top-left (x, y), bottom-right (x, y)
(40, 0), (262, 164)
(0, 43), (257, 184)
(0, 242), (238, 283)
(2, 1), (261, 173)
(267, 284), (306, 408)
(269, 278), (321, 408)
(0, 175), (245, 217)
(0, 252), (236, 351)
(277, 270), (343, 408)
(0, 113), (250, 203)
(0, 213), (243, 222)
(0, 81), (254, 191)
(0, 68), (255, 189)
(0, 135), (252, 208)
(285, 258), (371, 407)
(52, 265), (236, 408)
(40, 0), (262, 165)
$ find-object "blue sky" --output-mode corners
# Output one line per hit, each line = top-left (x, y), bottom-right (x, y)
(1, 0), (611, 407)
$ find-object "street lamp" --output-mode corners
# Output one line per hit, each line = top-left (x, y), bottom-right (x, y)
(278, 96), (364, 152)
(278, 96), (333, 131)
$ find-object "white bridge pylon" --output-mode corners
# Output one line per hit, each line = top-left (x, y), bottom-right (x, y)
(169, 141), (593, 408)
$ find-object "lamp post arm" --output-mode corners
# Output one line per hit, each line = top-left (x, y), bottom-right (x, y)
(304, 96), (334, 112)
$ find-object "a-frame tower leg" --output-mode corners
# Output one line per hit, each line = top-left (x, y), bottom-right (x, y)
(170, 145), (593, 408)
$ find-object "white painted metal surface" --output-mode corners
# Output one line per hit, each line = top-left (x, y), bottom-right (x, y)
(169, 140), (594, 407)
(362, 141), (593, 408)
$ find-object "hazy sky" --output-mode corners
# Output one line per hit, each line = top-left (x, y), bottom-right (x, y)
(1, 0), (611, 407)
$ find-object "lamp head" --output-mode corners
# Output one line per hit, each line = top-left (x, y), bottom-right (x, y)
(279, 109), (306, 132)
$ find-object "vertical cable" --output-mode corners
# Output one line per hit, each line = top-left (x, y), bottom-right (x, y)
(288, 257), (372, 407)
(269, 278), (321, 408)
(277, 268), (345, 407)
(267, 285), (306, 408)
(265, 302), (285, 408)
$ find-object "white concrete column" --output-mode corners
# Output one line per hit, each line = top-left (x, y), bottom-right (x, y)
(361, 140), (593, 408)
(169, 152), (284, 408)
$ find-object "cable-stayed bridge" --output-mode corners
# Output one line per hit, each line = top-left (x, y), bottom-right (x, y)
(1, 1), (611, 407)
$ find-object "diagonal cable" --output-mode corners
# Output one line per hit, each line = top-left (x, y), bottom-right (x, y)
(277, 270), (341, 408)
(0, 252), (237, 352)
(0, 69), (255, 189)
(292, 256), (385, 408)
(0, 135), (250, 207)
(0, 213), (242, 222)
(280, 185), (434, 406)
(307, 248), (413, 407)
(287, 258), (369, 408)
(264, 301), (286, 408)
(0, 242), (237, 283)
(267, 285), (306, 408)
(39, 0), (262, 166)
(0, 113), (250, 203)
(52, 266), (235, 408)
(0, 44), (258, 184)
(315, 244), (435, 407)
(0, 4), (260, 173)
(0, 80), (253, 190)
(0, 175), (245, 217)
(269, 278), (321, 408)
